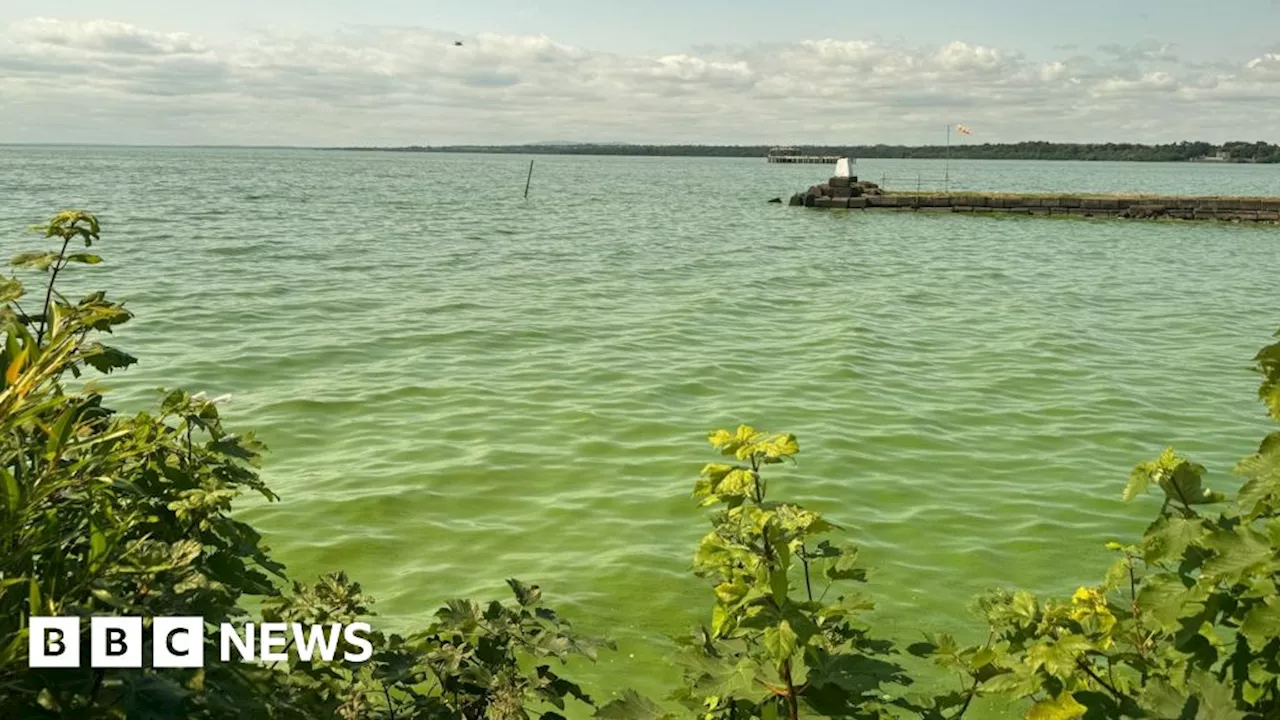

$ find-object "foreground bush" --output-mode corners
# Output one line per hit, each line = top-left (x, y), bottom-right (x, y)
(0, 212), (607, 719)
(2, 211), (1278, 719)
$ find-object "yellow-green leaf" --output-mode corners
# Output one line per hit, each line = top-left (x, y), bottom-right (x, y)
(1026, 692), (1086, 720)
(763, 620), (798, 665)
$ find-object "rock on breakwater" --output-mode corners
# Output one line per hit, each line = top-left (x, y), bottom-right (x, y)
(787, 183), (1280, 224)
(787, 175), (886, 207)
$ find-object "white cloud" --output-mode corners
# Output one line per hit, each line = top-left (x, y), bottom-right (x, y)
(0, 17), (1275, 145)
(1244, 52), (1280, 80)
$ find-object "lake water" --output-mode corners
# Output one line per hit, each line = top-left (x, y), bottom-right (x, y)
(3, 146), (1278, 716)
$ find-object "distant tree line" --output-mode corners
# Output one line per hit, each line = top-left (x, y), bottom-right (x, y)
(332, 140), (1280, 163)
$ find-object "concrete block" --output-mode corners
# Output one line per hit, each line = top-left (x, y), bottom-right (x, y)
(1258, 211), (1280, 221)
(847, 197), (868, 209)
(1060, 196), (1083, 208)
(920, 196), (951, 207)
(814, 196), (835, 208)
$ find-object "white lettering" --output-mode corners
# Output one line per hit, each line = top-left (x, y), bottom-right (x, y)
(220, 623), (256, 662)
(342, 622), (373, 662)
(291, 623), (342, 662)
(259, 622), (289, 662)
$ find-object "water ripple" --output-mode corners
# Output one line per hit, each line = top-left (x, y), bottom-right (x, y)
(2, 147), (1277, 715)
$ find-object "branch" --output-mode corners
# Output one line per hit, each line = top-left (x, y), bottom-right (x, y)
(1076, 656), (1131, 703)
(35, 235), (72, 345)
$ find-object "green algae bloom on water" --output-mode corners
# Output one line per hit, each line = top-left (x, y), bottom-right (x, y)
(1, 146), (1277, 717)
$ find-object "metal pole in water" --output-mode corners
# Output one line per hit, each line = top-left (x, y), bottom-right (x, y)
(524, 159), (535, 200)
(945, 124), (951, 193)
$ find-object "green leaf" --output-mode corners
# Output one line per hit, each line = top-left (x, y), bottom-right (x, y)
(10, 251), (59, 271)
(0, 468), (19, 514)
(978, 668), (1041, 697)
(1135, 574), (1193, 630)
(79, 343), (137, 374)
(65, 253), (102, 265)
(1026, 635), (1091, 679)
(1202, 525), (1276, 583)
(823, 545), (866, 582)
(755, 433), (799, 463)
(1236, 432), (1280, 518)
(1191, 670), (1245, 720)
(969, 647), (997, 670)
(89, 522), (107, 572)
(1141, 516), (1207, 564)
(1012, 590), (1038, 622)
(1139, 678), (1189, 717)
(769, 569), (789, 603)
(1125, 448), (1221, 505)
(507, 578), (542, 606)
(595, 690), (676, 720)
(1239, 601), (1280, 652)
(762, 620), (798, 665)
(1254, 334), (1280, 421)
(0, 277), (23, 303)
(1026, 692), (1087, 720)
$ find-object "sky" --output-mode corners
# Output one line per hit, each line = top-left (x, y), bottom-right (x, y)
(1, 0), (1278, 146)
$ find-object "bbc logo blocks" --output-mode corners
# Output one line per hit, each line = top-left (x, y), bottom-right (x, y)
(28, 617), (372, 668)
(29, 616), (205, 668)
(28, 617), (79, 668)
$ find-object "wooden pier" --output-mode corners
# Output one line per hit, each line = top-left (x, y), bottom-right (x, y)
(766, 146), (844, 164)
(791, 190), (1280, 223)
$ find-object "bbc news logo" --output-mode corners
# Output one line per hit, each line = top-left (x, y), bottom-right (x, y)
(29, 617), (373, 668)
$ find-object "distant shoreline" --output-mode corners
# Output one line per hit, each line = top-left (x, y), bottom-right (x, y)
(325, 142), (1280, 163)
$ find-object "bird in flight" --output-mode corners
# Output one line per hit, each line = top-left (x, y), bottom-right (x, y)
(454, 41), (463, 47)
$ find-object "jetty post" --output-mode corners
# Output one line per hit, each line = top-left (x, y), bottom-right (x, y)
(524, 159), (535, 199)
(944, 124), (950, 193)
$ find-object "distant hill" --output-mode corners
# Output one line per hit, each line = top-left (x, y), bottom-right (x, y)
(328, 141), (1280, 163)
(531, 141), (632, 147)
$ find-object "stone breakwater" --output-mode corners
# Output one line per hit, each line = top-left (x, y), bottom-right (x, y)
(788, 178), (1280, 223)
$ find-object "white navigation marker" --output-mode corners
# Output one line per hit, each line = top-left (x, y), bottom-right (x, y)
(834, 157), (853, 178)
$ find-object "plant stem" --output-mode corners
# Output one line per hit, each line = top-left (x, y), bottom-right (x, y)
(383, 682), (396, 720)
(1126, 557), (1149, 668)
(800, 542), (813, 602)
(950, 678), (977, 720)
(35, 236), (72, 346)
(780, 660), (800, 720)
(1076, 656), (1130, 703)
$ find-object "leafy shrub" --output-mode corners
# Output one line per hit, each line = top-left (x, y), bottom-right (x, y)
(905, 333), (1280, 719)
(0, 212), (606, 719)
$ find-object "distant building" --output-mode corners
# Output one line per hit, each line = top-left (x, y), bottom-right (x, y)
(1192, 150), (1232, 163)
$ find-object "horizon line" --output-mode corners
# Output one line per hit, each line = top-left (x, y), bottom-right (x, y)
(3, 139), (1279, 150)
